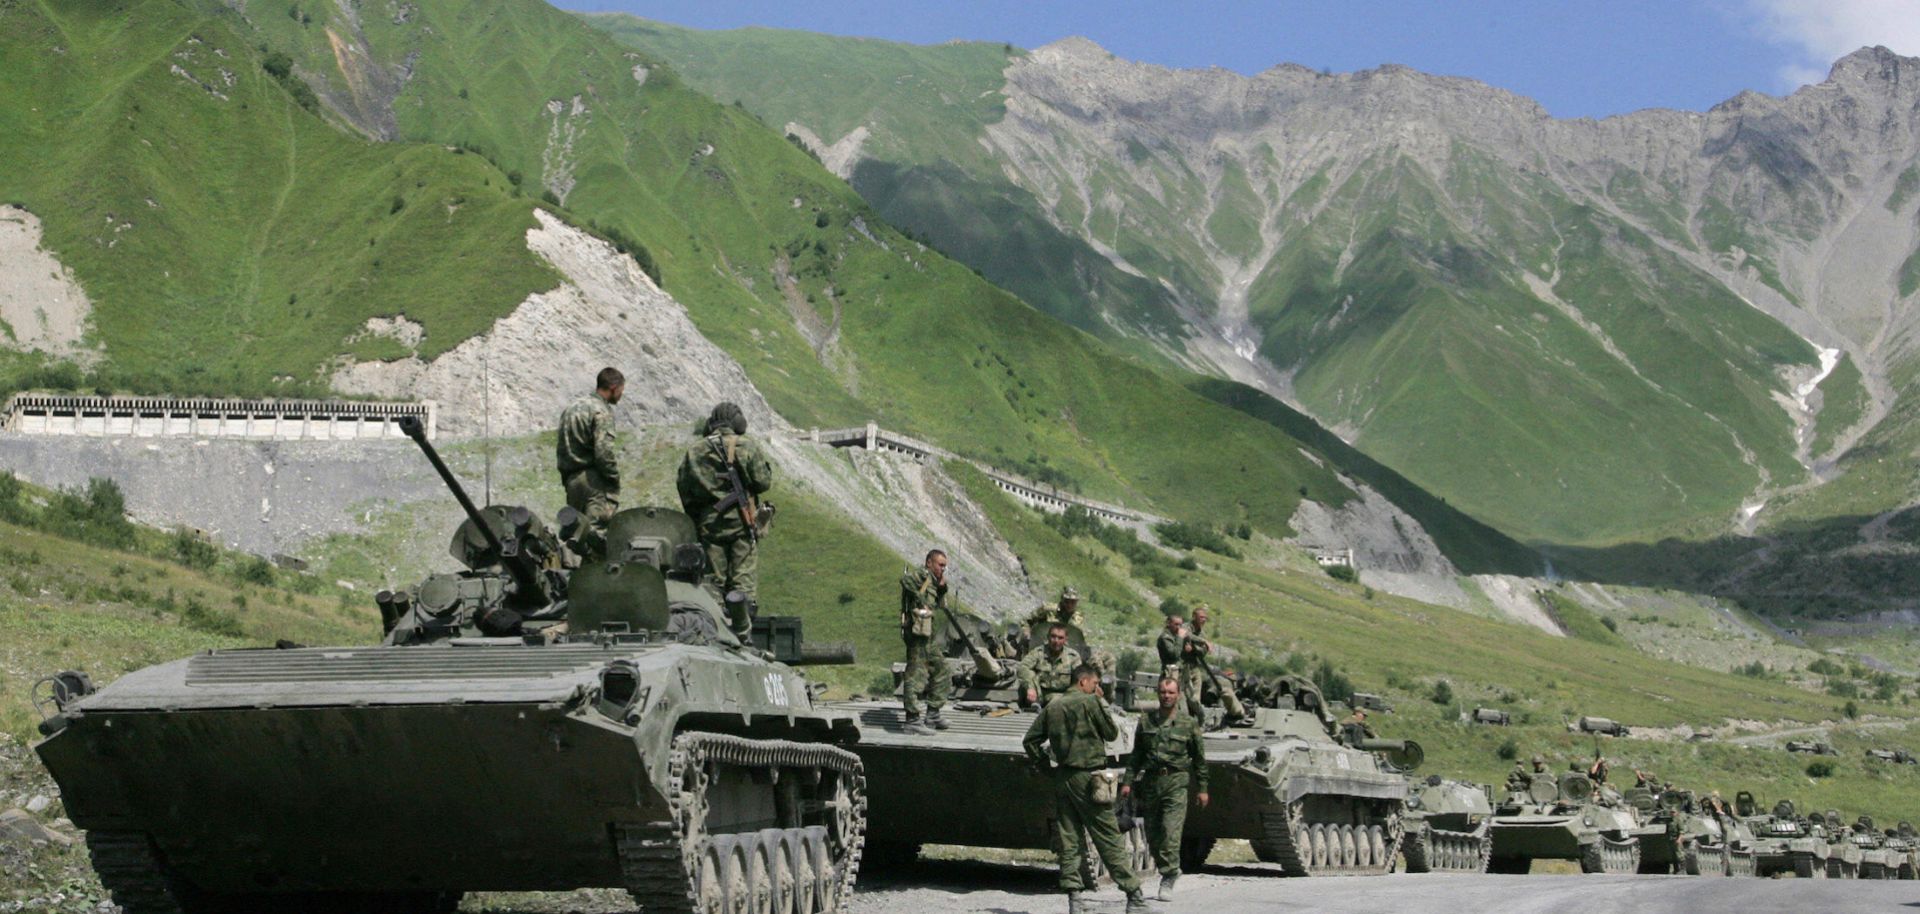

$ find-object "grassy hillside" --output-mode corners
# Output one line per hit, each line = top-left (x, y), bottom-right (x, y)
(0, 0), (557, 397)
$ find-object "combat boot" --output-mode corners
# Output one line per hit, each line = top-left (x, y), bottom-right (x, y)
(903, 715), (936, 736)
(926, 708), (952, 731)
(1156, 872), (1178, 900)
(1125, 887), (1155, 913)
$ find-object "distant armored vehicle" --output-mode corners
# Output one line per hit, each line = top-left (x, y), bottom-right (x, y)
(1785, 740), (1838, 755)
(34, 417), (868, 914)
(1176, 674), (1418, 876)
(1349, 692), (1393, 713)
(1487, 766), (1658, 873)
(1469, 707), (1511, 726)
(1570, 716), (1630, 737)
(1401, 775), (1492, 873)
(1867, 748), (1917, 764)
(1632, 788), (1755, 876)
(1738, 794), (1831, 878)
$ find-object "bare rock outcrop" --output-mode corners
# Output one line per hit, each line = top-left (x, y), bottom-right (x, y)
(0, 206), (97, 365)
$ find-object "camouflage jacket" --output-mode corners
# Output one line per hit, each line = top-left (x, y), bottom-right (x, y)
(1155, 629), (1184, 670)
(898, 564), (949, 634)
(1181, 629), (1213, 665)
(555, 395), (619, 483)
(1023, 688), (1117, 770)
(1018, 645), (1083, 699)
(675, 432), (772, 541)
(1024, 602), (1085, 629)
(1127, 708), (1208, 791)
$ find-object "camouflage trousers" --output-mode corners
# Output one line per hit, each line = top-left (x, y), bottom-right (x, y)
(562, 469), (618, 554)
(1183, 665), (1244, 720)
(1136, 769), (1192, 878)
(705, 536), (758, 603)
(1051, 768), (1141, 894)
(901, 634), (950, 719)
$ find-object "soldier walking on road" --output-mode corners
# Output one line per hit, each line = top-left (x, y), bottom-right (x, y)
(1023, 665), (1152, 914)
(676, 402), (772, 630)
(899, 549), (954, 735)
(1124, 677), (1208, 900)
(556, 367), (624, 556)
(1020, 623), (1083, 708)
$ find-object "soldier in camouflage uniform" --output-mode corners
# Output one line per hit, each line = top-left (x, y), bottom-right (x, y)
(676, 402), (772, 625)
(1181, 605), (1245, 721)
(555, 367), (624, 556)
(1124, 676), (1208, 900)
(1020, 623), (1083, 708)
(1023, 664), (1151, 914)
(898, 549), (954, 735)
(1025, 586), (1117, 687)
(1155, 612), (1185, 679)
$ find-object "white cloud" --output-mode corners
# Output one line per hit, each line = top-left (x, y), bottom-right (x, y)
(1748, 0), (1920, 89)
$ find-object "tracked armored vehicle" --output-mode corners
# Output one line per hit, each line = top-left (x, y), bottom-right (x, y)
(1632, 787), (1755, 876)
(1400, 775), (1493, 874)
(1883, 822), (1920, 879)
(1176, 675), (1418, 876)
(828, 626), (1152, 880)
(33, 418), (867, 914)
(1487, 767), (1658, 874)
(1845, 816), (1901, 879)
(1738, 794), (1831, 878)
(1819, 810), (1866, 878)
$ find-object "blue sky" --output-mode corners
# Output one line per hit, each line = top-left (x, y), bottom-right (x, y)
(566, 0), (1920, 119)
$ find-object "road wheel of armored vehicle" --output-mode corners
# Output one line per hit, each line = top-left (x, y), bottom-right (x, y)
(620, 734), (865, 914)
(1732, 850), (1756, 877)
(1581, 837), (1639, 875)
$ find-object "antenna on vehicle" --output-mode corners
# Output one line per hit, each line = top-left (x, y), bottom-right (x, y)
(483, 345), (493, 506)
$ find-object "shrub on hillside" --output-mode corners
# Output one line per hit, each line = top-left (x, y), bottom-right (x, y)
(1430, 679), (1454, 706)
(1843, 700), (1860, 720)
(1313, 660), (1354, 703)
(1806, 761), (1834, 778)
(1154, 521), (1242, 558)
(236, 556), (276, 587)
(1325, 564), (1358, 584)
(171, 528), (218, 571)
(42, 478), (135, 549)
(1496, 738), (1520, 762)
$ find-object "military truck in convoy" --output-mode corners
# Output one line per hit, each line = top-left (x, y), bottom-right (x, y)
(1176, 674), (1420, 876)
(33, 417), (868, 914)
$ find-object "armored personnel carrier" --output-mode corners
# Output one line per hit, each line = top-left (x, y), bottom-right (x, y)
(1176, 674), (1418, 876)
(1738, 794), (1831, 878)
(1400, 775), (1492, 874)
(34, 418), (867, 914)
(1631, 787), (1756, 876)
(827, 624), (1152, 880)
(1844, 816), (1902, 879)
(1487, 765), (1658, 874)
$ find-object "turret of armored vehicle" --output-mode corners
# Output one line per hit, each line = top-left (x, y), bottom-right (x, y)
(1400, 775), (1493, 873)
(1487, 764), (1659, 874)
(1631, 787), (1756, 876)
(1738, 793), (1831, 878)
(33, 417), (867, 914)
(827, 617), (1153, 882)
(1174, 674), (1419, 876)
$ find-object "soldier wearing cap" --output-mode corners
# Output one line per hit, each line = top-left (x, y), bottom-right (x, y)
(1027, 585), (1087, 629)
(555, 367), (624, 555)
(1180, 605), (1245, 720)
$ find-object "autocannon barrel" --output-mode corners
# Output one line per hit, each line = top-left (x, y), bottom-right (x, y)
(792, 643), (858, 666)
(399, 416), (505, 559)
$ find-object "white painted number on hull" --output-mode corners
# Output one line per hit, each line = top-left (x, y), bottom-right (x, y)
(764, 672), (790, 707)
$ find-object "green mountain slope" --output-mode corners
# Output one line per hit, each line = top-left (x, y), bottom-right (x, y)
(0, 0), (557, 396)
(595, 19), (1920, 553)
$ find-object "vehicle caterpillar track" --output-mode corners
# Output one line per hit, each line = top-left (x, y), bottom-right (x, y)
(1403, 823), (1492, 874)
(619, 734), (865, 914)
(1247, 802), (1402, 876)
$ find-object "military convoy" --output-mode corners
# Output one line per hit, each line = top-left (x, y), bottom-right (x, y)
(26, 415), (1920, 911)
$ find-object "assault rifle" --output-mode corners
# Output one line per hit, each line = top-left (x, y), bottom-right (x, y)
(710, 435), (776, 541)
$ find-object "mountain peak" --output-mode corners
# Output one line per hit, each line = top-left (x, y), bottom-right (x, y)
(1827, 45), (1918, 89)
(1038, 36), (1112, 59)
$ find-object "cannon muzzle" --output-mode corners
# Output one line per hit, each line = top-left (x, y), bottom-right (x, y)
(1356, 738), (1424, 772)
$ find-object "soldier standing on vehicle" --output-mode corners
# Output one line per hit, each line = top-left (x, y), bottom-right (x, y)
(1124, 677), (1208, 900)
(1023, 664), (1151, 914)
(556, 367), (624, 555)
(1341, 707), (1376, 741)
(1020, 623), (1083, 708)
(899, 549), (954, 735)
(1155, 612), (1184, 679)
(1181, 605), (1245, 720)
(1027, 585), (1086, 629)
(676, 402), (772, 624)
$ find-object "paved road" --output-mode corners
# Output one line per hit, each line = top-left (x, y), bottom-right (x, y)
(848, 859), (1920, 914)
